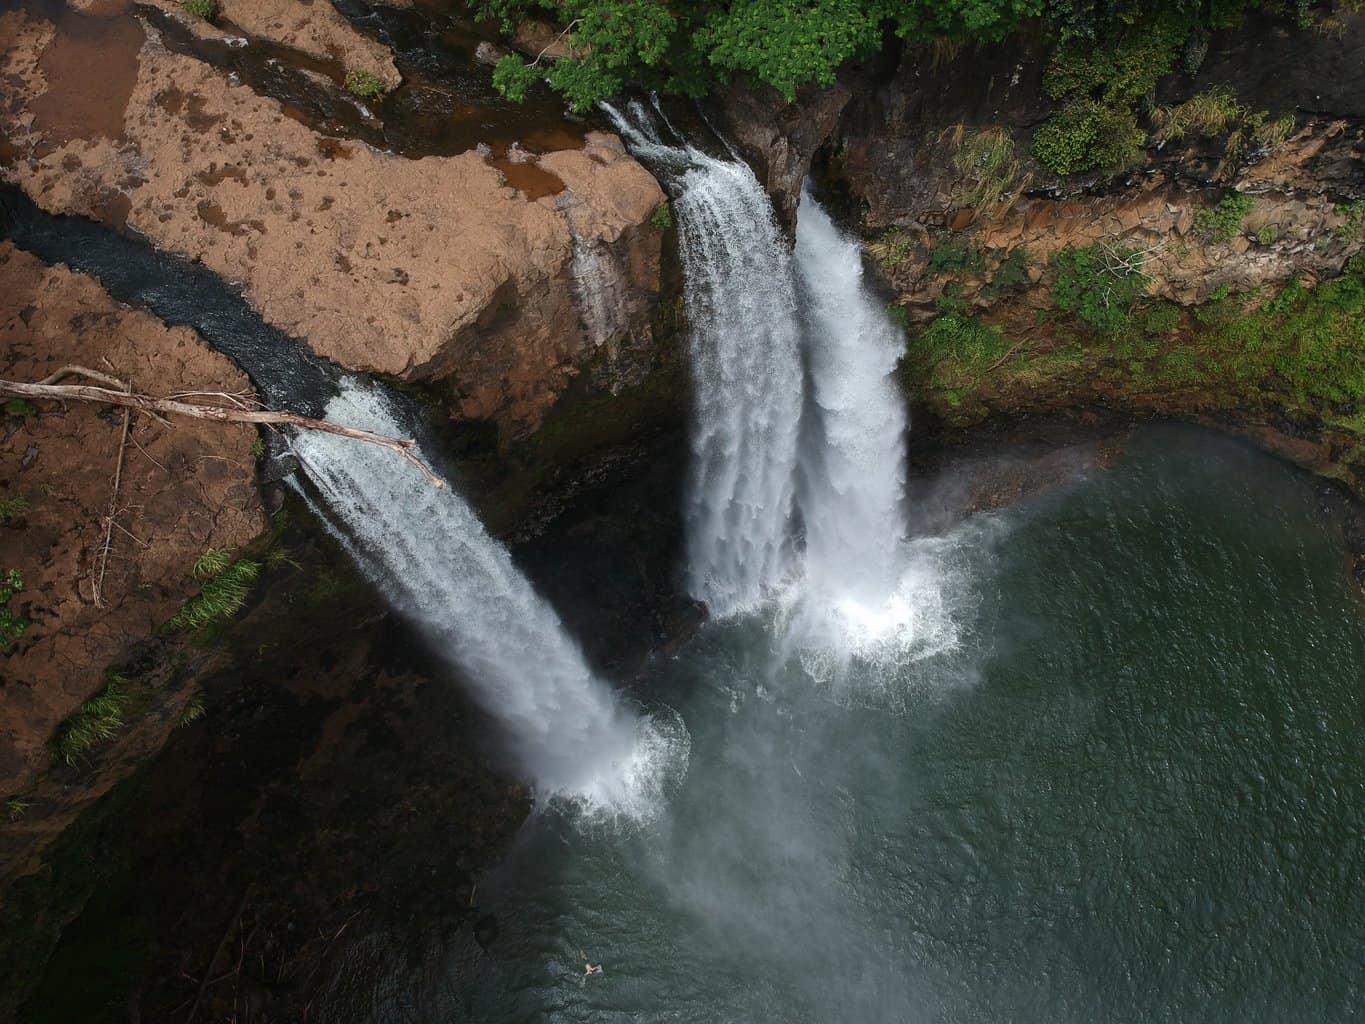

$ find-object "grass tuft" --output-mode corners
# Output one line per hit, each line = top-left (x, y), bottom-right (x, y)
(948, 125), (1030, 212)
(192, 548), (233, 580)
(53, 675), (130, 766)
(169, 558), (261, 633)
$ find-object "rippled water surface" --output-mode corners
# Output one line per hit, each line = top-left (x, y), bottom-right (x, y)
(331, 427), (1365, 1023)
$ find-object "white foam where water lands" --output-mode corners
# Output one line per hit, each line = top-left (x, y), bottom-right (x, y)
(784, 192), (960, 672)
(286, 379), (686, 820)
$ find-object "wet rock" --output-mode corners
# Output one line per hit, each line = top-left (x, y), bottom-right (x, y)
(0, 8), (667, 440)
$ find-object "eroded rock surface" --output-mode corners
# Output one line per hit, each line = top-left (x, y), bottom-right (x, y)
(1, 4), (667, 439)
(0, 242), (264, 856)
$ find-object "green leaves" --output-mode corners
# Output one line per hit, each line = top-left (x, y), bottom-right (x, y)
(697, 0), (884, 100)
(492, 53), (541, 103)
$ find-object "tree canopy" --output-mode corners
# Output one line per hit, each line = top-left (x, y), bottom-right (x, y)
(475, 0), (1282, 112)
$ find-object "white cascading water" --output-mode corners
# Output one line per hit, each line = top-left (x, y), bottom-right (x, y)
(794, 192), (909, 605)
(783, 191), (959, 668)
(288, 379), (684, 817)
(604, 101), (805, 618)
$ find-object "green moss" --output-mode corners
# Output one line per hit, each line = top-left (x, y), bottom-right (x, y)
(4, 398), (36, 418)
(982, 246), (1031, 299)
(649, 200), (674, 230)
(0, 568), (26, 652)
(344, 69), (387, 100)
(1194, 191), (1255, 242)
(927, 237), (983, 275)
(179, 0), (216, 19)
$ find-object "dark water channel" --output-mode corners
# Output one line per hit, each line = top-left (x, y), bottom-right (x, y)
(321, 426), (1364, 1023)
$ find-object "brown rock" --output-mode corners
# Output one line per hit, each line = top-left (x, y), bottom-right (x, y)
(1, 10), (666, 439)
(0, 242), (264, 804)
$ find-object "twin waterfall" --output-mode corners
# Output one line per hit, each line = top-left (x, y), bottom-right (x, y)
(289, 107), (924, 813)
(607, 101), (921, 658)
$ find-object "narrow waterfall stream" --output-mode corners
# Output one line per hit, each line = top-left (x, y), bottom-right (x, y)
(604, 102), (805, 617)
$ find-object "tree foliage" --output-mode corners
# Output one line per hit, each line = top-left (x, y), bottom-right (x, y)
(472, 1), (1277, 114)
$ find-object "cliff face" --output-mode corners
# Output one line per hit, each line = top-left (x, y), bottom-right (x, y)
(0, 242), (264, 892)
(715, 9), (1365, 496)
(0, 0), (668, 440)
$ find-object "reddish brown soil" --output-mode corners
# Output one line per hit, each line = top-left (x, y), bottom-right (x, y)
(0, 242), (264, 801)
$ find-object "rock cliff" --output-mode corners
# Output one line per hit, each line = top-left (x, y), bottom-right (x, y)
(1, 0), (667, 440)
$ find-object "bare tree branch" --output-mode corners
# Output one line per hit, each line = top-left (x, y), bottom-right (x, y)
(1, 370), (445, 488)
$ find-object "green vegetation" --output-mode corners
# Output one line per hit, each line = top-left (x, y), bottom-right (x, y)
(927, 237), (983, 275)
(947, 125), (1028, 211)
(982, 246), (1031, 299)
(174, 694), (206, 729)
(250, 436), (267, 460)
(1152, 85), (1295, 161)
(5, 796), (30, 821)
(473, 1), (1281, 113)
(1050, 243), (1149, 333)
(867, 230), (916, 271)
(344, 70), (387, 101)
(1152, 85), (1244, 141)
(1031, 101), (1145, 176)
(1, 569), (26, 651)
(904, 257), (1365, 464)
(168, 556), (261, 634)
(192, 547), (233, 580)
(650, 200), (674, 230)
(1194, 191), (1255, 242)
(52, 674), (131, 766)
(0, 492), (29, 524)
(179, 0), (216, 20)
(4, 398), (36, 418)
(1335, 200), (1365, 240)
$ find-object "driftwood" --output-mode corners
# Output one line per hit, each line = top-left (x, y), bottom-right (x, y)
(1, 366), (444, 487)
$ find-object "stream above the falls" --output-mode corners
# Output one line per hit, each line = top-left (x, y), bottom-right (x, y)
(320, 425), (1364, 1024)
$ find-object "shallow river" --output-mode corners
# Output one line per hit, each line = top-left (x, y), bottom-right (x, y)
(332, 426), (1365, 1023)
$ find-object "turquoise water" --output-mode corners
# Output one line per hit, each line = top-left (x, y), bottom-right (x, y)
(333, 427), (1365, 1023)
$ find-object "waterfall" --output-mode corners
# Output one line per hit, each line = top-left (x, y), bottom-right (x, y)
(288, 379), (681, 815)
(788, 192), (957, 666)
(794, 192), (909, 607)
(604, 101), (805, 618)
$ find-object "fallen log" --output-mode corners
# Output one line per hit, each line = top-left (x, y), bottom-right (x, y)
(1, 367), (444, 488)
